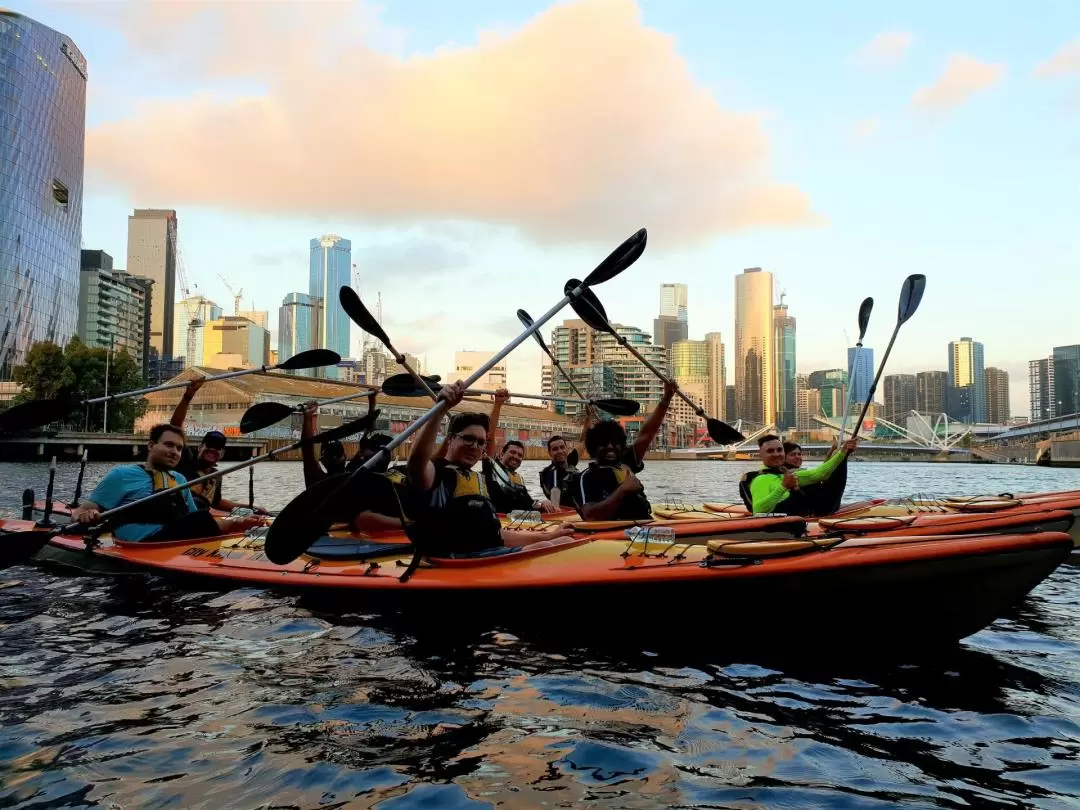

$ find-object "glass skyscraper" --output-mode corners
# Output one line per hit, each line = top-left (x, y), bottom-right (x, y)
(1053, 344), (1080, 416)
(0, 11), (86, 378)
(774, 302), (796, 430)
(309, 234), (352, 378)
(948, 337), (985, 422)
(278, 292), (321, 377)
(846, 346), (875, 405)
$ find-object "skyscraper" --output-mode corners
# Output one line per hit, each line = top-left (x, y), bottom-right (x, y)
(916, 371), (948, 415)
(127, 209), (178, 361)
(652, 315), (688, 351)
(659, 283), (688, 324)
(883, 374), (917, 424)
(278, 292), (322, 376)
(309, 234), (352, 377)
(77, 250), (153, 376)
(773, 300), (796, 430)
(1053, 344), (1080, 416)
(734, 268), (775, 427)
(1029, 357), (1056, 420)
(705, 331), (726, 421)
(948, 337), (986, 422)
(984, 367), (1010, 424)
(670, 339), (708, 433)
(725, 385), (737, 423)
(0, 11), (86, 377)
(808, 369), (847, 420)
(846, 346), (875, 405)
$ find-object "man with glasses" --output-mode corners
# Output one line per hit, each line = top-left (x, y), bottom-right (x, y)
(406, 380), (573, 555)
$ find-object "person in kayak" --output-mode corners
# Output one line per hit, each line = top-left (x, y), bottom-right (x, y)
(739, 434), (857, 516)
(576, 380), (677, 521)
(170, 378), (268, 514)
(70, 423), (264, 541)
(538, 434), (580, 508)
(783, 439), (850, 516)
(300, 401), (347, 487)
(481, 388), (557, 514)
(406, 380), (574, 555)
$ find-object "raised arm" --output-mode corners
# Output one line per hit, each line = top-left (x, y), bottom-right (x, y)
(631, 380), (677, 461)
(487, 388), (509, 457)
(169, 377), (205, 427)
(408, 381), (466, 491)
(299, 401), (325, 487)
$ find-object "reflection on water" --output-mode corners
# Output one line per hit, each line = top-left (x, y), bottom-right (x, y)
(2, 460), (1079, 808)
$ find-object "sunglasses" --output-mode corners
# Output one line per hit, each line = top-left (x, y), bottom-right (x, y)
(453, 434), (487, 449)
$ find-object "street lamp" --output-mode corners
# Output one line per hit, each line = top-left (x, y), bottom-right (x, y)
(102, 333), (115, 433)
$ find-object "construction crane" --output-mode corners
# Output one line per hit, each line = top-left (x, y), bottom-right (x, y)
(218, 274), (242, 317)
(171, 229), (203, 369)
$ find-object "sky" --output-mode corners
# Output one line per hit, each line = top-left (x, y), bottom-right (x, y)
(16, 0), (1080, 416)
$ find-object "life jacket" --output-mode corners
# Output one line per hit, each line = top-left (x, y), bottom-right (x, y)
(578, 461), (651, 520)
(406, 459), (502, 554)
(483, 457), (534, 514)
(540, 463), (580, 508)
(112, 468), (192, 528)
(738, 468), (811, 516)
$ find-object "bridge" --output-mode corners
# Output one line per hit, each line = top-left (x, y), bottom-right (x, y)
(981, 412), (1080, 443)
(0, 431), (265, 462)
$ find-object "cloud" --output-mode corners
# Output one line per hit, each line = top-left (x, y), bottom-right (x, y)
(912, 53), (1006, 112)
(251, 249), (307, 268)
(356, 238), (471, 278)
(1034, 38), (1080, 78)
(854, 31), (914, 68)
(84, 0), (818, 246)
(851, 117), (881, 142)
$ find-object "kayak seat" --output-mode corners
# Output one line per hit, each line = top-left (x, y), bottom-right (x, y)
(306, 536), (413, 561)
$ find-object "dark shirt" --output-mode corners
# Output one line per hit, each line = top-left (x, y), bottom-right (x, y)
(174, 448), (221, 510)
(576, 448), (651, 520)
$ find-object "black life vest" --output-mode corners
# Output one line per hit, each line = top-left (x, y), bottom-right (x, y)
(738, 468), (811, 517)
(406, 459), (502, 554)
(483, 457), (534, 514)
(112, 468), (192, 528)
(579, 461), (652, 520)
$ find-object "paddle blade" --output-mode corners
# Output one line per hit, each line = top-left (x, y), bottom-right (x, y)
(316, 411), (381, 443)
(0, 531), (52, 569)
(897, 275), (926, 325)
(706, 418), (745, 445)
(593, 398), (640, 416)
(339, 287), (392, 346)
(857, 297), (874, 340)
(517, 309), (553, 355)
(277, 349), (341, 371)
(240, 402), (296, 434)
(564, 280), (614, 334)
(382, 373), (442, 397)
(0, 398), (77, 433)
(583, 228), (647, 287)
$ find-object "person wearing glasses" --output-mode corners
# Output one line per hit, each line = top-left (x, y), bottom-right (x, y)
(406, 380), (573, 556)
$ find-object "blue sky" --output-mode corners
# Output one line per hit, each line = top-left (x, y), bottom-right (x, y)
(17, 0), (1080, 415)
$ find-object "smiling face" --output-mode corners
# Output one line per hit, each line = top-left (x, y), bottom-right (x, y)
(148, 430), (185, 470)
(784, 446), (803, 468)
(501, 443), (524, 471)
(547, 438), (568, 464)
(448, 425), (487, 468)
(197, 444), (222, 467)
(759, 439), (786, 469)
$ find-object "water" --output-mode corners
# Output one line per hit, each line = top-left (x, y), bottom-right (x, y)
(2, 460), (1079, 809)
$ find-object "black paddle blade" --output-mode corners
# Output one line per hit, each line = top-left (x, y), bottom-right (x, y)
(593, 398), (640, 416)
(583, 228), (647, 287)
(277, 349), (342, 371)
(0, 531), (52, 569)
(517, 309), (554, 355)
(706, 418), (745, 444)
(240, 402), (296, 434)
(564, 279), (614, 334)
(0, 397), (77, 433)
(897, 274), (926, 324)
(382, 373), (442, 397)
(857, 297), (874, 340)
(320, 410), (381, 442)
(339, 287), (392, 347)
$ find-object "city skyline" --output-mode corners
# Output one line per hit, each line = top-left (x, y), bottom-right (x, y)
(4, 1), (1077, 418)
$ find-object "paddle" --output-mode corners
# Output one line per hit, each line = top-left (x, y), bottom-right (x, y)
(0, 416), (376, 570)
(0, 349), (342, 433)
(838, 297), (874, 443)
(68, 449), (89, 508)
(379, 376), (640, 417)
(264, 228), (649, 566)
(339, 287), (439, 400)
(565, 283), (744, 445)
(849, 275), (926, 439)
(517, 308), (592, 401)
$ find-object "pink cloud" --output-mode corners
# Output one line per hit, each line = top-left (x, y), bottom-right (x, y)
(912, 53), (1007, 112)
(854, 31), (914, 68)
(1034, 38), (1080, 78)
(84, 0), (818, 245)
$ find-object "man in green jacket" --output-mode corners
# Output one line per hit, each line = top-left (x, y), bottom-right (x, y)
(739, 435), (858, 515)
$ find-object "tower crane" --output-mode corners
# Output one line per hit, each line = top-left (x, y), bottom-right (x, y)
(218, 275), (242, 316)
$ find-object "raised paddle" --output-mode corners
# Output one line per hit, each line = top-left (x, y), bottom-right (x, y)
(849, 275), (926, 440)
(838, 296), (874, 443)
(264, 228), (649, 566)
(565, 283), (744, 445)
(517, 308), (593, 401)
(0, 415), (376, 570)
(0, 348), (342, 433)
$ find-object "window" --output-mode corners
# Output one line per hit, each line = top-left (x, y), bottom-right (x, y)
(51, 179), (68, 207)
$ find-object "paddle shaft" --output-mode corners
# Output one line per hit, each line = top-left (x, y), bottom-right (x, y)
(851, 325), (902, 438)
(605, 330), (702, 415)
(838, 342), (865, 443)
(85, 362), (298, 406)
(539, 342), (589, 400)
(68, 449), (89, 508)
(467, 388), (599, 406)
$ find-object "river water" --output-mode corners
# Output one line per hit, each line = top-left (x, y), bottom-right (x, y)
(1, 460), (1079, 809)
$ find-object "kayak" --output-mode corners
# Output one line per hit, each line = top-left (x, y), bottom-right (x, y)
(24, 526), (1073, 651)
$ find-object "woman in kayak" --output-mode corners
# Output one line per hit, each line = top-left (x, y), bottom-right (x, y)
(406, 380), (573, 556)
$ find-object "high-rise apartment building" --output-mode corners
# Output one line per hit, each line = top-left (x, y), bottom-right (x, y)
(774, 301), (796, 430)
(278, 292), (322, 376)
(948, 337), (986, 422)
(916, 371), (948, 415)
(705, 332), (726, 421)
(173, 296), (223, 369)
(808, 369), (847, 420)
(309, 234), (351, 377)
(1029, 357), (1056, 421)
(734, 268), (774, 427)
(670, 339), (708, 430)
(1053, 344), (1080, 416)
(883, 374), (917, 424)
(127, 209), (177, 361)
(595, 326), (666, 412)
(77, 250), (152, 375)
(0, 11), (86, 377)
(795, 373), (814, 432)
(984, 367), (1010, 424)
(847, 347), (875, 405)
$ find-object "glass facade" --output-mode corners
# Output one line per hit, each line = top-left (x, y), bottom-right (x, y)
(309, 234), (352, 378)
(278, 292), (321, 377)
(774, 304), (796, 430)
(846, 346), (875, 405)
(77, 249), (152, 375)
(0, 11), (86, 378)
(1053, 344), (1080, 416)
(734, 268), (775, 428)
(948, 337), (985, 422)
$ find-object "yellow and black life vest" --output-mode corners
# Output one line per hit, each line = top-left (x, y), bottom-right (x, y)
(483, 457), (534, 514)
(407, 459), (502, 554)
(579, 460), (652, 520)
(114, 467), (191, 527)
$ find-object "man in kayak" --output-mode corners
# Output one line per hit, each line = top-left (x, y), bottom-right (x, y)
(739, 435), (857, 516)
(70, 423), (264, 541)
(170, 378), (268, 514)
(576, 381), (677, 521)
(480, 388), (556, 514)
(406, 380), (574, 555)
(783, 440), (849, 515)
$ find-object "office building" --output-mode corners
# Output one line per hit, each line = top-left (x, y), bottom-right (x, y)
(659, 283), (688, 323)
(734, 268), (775, 426)
(795, 373), (815, 433)
(985, 367), (1010, 424)
(127, 209), (178, 361)
(0, 11), (86, 377)
(309, 234), (351, 377)
(278, 293), (322, 375)
(725, 385), (737, 423)
(454, 350), (507, 390)
(237, 310), (269, 330)
(670, 339), (708, 430)
(808, 369), (847, 420)
(774, 300), (796, 430)
(202, 316), (270, 369)
(1053, 344), (1080, 416)
(77, 250), (152, 374)
(652, 315), (687, 352)
(916, 371), (948, 416)
(847, 347), (875, 405)
(705, 332), (726, 421)
(883, 374), (917, 424)
(948, 337), (985, 422)
(1029, 357), (1056, 421)
(173, 296), (223, 369)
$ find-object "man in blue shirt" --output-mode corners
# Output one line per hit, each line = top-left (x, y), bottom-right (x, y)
(70, 423), (263, 542)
